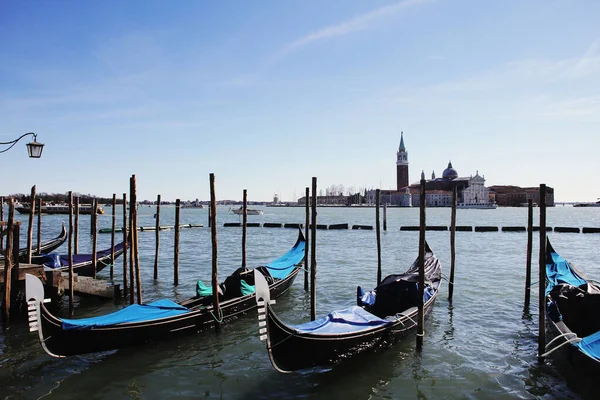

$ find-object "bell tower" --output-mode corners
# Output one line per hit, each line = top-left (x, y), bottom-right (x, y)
(396, 132), (409, 190)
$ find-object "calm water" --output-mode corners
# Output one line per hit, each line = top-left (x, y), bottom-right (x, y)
(1, 205), (599, 399)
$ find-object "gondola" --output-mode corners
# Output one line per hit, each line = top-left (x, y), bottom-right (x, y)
(26, 229), (306, 357)
(544, 239), (600, 373)
(0, 223), (67, 262)
(35, 240), (126, 276)
(253, 242), (442, 373)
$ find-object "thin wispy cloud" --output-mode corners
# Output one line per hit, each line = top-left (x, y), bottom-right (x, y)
(281, 0), (434, 54)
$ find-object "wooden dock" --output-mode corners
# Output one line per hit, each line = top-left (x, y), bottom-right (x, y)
(0, 263), (46, 284)
(46, 270), (120, 298)
(1, 265), (119, 298)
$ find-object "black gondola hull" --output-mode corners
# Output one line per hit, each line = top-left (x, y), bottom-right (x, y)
(257, 246), (442, 373)
(1, 225), (68, 262)
(266, 294), (437, 372)
(43, 242), (126, 277)
(39, 268), (299, 357)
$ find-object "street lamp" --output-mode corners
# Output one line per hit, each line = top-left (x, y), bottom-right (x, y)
(0, 132), (44, 158)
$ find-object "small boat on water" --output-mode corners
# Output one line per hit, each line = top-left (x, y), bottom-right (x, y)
(16, 203), (104, 215)
(25, 229), (306, 357)
(573, 200), (600, 207)
(230, 207), (264, 215)
(544, 239), (600, 374)
(253, 242), (442, 373)
(0, 224), (67, 262)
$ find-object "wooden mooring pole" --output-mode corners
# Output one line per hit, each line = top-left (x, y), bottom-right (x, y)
(110, 194), (116, 279)
(27, 185), (36, 263)
(129, 179), (135, 304)
(242, 189), (247, 270)
(122, 193), (128, 297)
(449, 185), (457, 301)
(68, 191), (74, 316)
(0, 196), (4, 249)
(376, 189), (382, 285)
(154, 194), (161, 280)
(310, 177), (317, 321)
(11, 221), (20, 310)
(92, 199), (98, 279)
(304, 187), (309, 292)
(90, 198), (94, 235)
(538, 184), (547, 363)
(417, 171), (426, 350)
(36, 198), (42, 255)
(132, 175), (142, 304)
(74, 196), (79, 254)
(174, 199), (180, 286)
(209, 173), (220, 329)
(383, 203), (387, 232)
(524, 199), (533, 310)
(2, 199), (15, 328)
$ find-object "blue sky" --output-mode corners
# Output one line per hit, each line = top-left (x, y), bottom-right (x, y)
(1, 0), (598, 202)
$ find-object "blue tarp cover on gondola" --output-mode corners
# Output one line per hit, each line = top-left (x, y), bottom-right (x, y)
(265, 239), (305, 280)
(545, 249), (587, 295)
(574, 330), (600, 362)
(61, 299), (190, 330)
(42, 242), (125, 269)
(293, 306), (390, 334)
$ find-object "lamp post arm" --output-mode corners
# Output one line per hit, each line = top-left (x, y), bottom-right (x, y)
(0, 132), (37, 154)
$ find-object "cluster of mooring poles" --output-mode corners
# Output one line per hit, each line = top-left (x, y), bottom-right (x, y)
(520, 184), (548, 363)
(373, 173), (459, 349)
(0, 172), (210, 326)
(1, 177), (556, 364)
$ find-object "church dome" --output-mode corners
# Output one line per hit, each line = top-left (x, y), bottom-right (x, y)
(442, 161), (458, 180)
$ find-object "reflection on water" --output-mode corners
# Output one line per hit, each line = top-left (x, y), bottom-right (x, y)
(1, 205), (599, 399)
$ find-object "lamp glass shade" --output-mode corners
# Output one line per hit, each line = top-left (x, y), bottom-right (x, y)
(27, 141), (44, 158)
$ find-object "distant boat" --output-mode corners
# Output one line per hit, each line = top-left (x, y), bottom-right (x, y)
(15, 203), (104, 215)
(520, 203), (538, 207)
(457, 202), (497, 209)
(182, 203), (204, 209)
(230, 207), (264, 215)
(573, 200), (600, 207)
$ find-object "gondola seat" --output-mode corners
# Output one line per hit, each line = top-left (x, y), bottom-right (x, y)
(549, 282), (600, 337)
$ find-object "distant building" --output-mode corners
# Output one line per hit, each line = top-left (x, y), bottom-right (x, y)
(299, 132), (550, 208)
(461, 171), (494, 205)
(396, 132), (409, 190)
(489, 186), (554, 207)
(297, 195), (346, 205)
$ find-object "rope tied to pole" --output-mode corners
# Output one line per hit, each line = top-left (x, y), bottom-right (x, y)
(210, 307), (224, 324)
(541, 332), (582, 357)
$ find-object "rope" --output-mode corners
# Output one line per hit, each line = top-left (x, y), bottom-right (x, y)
(541, 335), (582, 358)
(210, 307), (224, 323)
(269, 330), (296, 349)
(526, 280), (539, 289)
(545, 331), (578, 350)
(37, 379), (64, 400)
